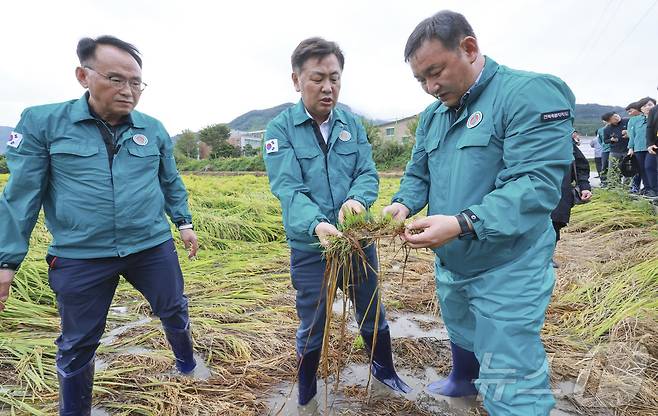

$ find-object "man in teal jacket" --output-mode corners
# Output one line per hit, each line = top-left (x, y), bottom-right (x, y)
(0, 36), (201, 415)
(382, 11), (574, 415)
(627, 97), (657, 197)
(264, 37), (409, 413)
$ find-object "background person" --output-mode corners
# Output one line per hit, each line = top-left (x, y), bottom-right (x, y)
(645, 97), (658, 196)
(590, 128), (603, 178)
(551, 132), (592, 267)
(629, 97), (657, 197)
(597, 120), (611, 185)
(602, 112), (630, 187)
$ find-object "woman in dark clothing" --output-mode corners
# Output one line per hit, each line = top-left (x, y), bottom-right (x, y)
(551, 132), (592, 266)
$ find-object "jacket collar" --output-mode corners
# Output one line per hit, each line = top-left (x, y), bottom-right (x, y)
(292, 99), (347, 127)
(70, 92), (145, 128)
(436, 56), (500, 115)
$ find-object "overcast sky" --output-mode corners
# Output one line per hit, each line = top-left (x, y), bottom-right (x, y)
(2, 0), (657, 134)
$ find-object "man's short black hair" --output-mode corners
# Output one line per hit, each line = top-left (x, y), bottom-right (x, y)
(404, 10), (476, 62)
(77, 35), (142, 68)
(626, 101), (641, 111)
(637, 96), (656, 108)
(291, 37), (344, 73)
(601, 112), (616, 121)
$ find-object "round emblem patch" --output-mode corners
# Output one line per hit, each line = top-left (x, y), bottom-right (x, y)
(132, 134), (148, 146)
(338, 130), (351, 141)
(466, 111), (483, 129)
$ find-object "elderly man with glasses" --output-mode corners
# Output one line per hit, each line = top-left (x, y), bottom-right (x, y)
(0, 35), (202, 415)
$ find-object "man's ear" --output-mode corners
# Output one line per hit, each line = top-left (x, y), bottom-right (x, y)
(460, 36), (479, 63)
(75, 66), (89, 89)
(292, 71), (301, 92)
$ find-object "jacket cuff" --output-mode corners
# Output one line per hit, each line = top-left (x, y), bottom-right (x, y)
(346, 195), (367, 209)
(462, 207), (486, 240)
(0, 261), (20, 271)
(308, 217), (328, 237)
(391, 197), (415, 216)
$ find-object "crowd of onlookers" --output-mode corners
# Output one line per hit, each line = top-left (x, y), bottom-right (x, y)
(589, 96), (658, 197)
(550, 97), (658, 267)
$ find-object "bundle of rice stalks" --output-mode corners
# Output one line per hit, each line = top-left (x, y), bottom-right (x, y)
(301, 212), (412, 411)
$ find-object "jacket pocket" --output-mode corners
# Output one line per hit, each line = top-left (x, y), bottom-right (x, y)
(456, 133), (492, 149)
(424, 135), (441, 154)
(295, 146), (322, 159)
(333, 142), (358, 155)
(50, 141), (100, 157)
(123, 144), (161, 177)
(294, 146), (324, 181)
(126, 145), (160, 157)
(333, 141), (358, 175)
(49, 141), (101, 175)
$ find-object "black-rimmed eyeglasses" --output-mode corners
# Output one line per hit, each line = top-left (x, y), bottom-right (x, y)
(84, 66), (147, 92)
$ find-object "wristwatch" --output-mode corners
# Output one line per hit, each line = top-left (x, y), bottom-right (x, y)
(175, 220), (194, 231)
(0, 262), (19, 271)
(455, 213), (476, 240)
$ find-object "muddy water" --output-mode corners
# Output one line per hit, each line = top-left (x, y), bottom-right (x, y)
(100, 316), (152, 346)
(266, 302), (582, 415)
(266, 362), (482, 415)
(331, 298), (449, 340)
(266, 360), (583, 416)
(266, 304), (467, 415)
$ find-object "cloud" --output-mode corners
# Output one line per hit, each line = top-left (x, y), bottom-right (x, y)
(2, 0), (657, 133)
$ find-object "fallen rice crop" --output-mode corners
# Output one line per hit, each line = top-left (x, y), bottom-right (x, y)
(1, 174), (656, 416)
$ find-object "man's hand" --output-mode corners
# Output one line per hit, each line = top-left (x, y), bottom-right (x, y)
(338, 199), (365, 224)
(402, 215), (461, 249)
(179, 229), (199, 259)
(627, 149), (634, 156)
(315, 222), (342, 248)
(0, 269), (16, 313)
(648, 145), (658, 155)
(580, 189), (593, 202)
(382, 202), (410, 222)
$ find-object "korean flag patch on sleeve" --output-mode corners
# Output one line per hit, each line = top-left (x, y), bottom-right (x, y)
(7, 131), (23, 148)
(265, 138), (279, 154)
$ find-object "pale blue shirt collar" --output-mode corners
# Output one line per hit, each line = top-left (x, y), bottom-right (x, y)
(305, 108), (333, 143)
(455, 65), (486, 111)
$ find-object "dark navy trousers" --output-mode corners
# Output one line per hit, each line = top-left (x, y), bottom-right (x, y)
(643, 152), (657, 192)
(290, 244), (388, 355)
(47, 239), (190, 375)
(632, 151), (648, 192)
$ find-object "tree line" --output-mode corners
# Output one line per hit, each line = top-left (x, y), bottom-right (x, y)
(173, 117), (420, 172)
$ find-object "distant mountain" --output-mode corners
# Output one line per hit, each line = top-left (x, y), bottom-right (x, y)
(0, 126), (14, 154)
(228, 103), (293, 131)
(575, 103), (626, 119)
(228, 102), (357, 131)
(177, 102), (626, 141)
(574, 103), (626, 135)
